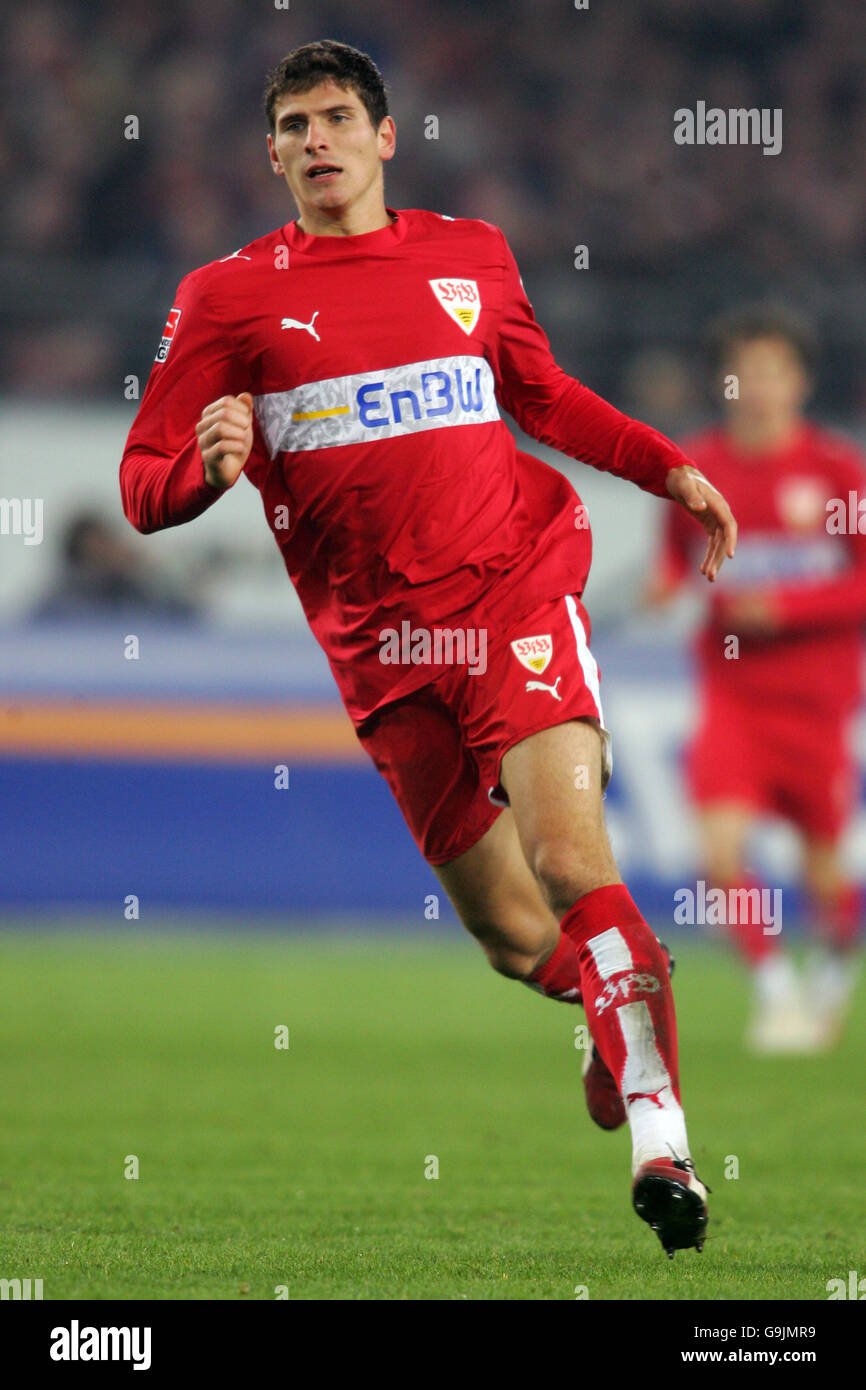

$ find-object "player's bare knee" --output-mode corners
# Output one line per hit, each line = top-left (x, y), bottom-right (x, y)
(698, 813), (751, 888)
(467, 916), (558, 981)
(530, 841), (618, 918)
(481, 941), (539, 980)
(704, 852), (744, 889)
(802, 844), (846, 901)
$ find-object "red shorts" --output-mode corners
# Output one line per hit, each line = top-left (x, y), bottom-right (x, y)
(687, 686), (858, 841)
(357, 593), (611, 865)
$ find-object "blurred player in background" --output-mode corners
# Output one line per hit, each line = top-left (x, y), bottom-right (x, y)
(120, 40), (738, 1254)
(650, 307), (866, 1051)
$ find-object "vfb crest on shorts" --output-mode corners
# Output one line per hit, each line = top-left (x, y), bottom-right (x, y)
(429, 278), (481, 335)
(155, 307), (182, 363)
(510, 634), (553, 675)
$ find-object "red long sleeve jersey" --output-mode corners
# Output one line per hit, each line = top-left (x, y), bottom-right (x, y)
(121, 207), (693, 724)
(659, 422), (866, 716)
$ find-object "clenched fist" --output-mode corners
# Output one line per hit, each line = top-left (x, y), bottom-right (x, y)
(196, 393), (254, 490)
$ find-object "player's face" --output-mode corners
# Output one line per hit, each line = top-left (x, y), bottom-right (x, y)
(267, 80), (395, 223)
(725, 337), (809, 427)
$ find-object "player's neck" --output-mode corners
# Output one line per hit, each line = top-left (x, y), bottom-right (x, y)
(727, 415), (803, 456)
(294, 194), (395, 239)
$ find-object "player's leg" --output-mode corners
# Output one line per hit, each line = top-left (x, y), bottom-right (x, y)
(434, 758), (674, 1131)
(359, 679), (638, 1134)
(801, 834), (861, 1046)
(696, 802), (808, 1050)
(688, 685), (815, 1049)
(500, 715), (707, 1255)
(358, 683), (578, 993)
(793, 717), (862, 1043)
(431, 805), (564, 982)
(697, 802), (753, 890)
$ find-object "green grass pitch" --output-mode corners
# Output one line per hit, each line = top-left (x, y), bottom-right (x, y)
(0, 925), (862, 1300)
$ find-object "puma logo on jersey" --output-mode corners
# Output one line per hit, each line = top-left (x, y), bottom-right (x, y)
(281, 311), (320, 341)
(526, 676), (562, 701)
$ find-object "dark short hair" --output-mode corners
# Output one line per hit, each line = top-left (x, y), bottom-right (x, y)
(263, 40), (389, 134)
(63, 511), (110, 565)
(706, 303), (817, 373)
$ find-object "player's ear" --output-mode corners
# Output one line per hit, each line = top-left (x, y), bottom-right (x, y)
(377, 116), (396, 163)
(266, 133), (283, 175)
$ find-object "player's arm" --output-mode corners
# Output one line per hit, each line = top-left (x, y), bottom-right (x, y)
(722, 460), (866, 635)
(645, 486), (696, 606)
(487, 228), (736, 580)
(120, 273), (256, 534)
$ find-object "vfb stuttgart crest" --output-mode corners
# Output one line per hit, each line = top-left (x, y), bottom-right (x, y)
(510, 634), (553, 675)
(429, 278), (481, 335)
(776, 476), (827, 531)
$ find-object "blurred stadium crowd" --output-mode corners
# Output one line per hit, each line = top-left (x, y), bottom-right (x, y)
(4, 0), (866, 418)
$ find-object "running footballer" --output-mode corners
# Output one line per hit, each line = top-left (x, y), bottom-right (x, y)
(120, 40), (737, 1256)
(651, 308), (865, 1053)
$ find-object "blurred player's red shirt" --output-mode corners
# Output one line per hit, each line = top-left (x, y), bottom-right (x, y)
(121, 207), (694, 724)
(660, 422), (866, 717)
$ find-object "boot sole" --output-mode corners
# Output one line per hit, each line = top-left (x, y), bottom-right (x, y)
(633, 1172), (708, 1257)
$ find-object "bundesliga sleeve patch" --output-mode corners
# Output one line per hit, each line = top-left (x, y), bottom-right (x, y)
(155, 307), (182, 363)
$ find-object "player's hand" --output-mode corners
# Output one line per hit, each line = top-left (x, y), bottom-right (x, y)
(717, 591), (781, 635)
(196, 393), (254, 490)
(666, 464), (738, 583)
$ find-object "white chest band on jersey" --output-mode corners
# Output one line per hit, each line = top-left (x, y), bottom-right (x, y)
(254, 355), (501, 456)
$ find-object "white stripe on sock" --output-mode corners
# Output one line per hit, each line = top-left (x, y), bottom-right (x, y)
(586, 927), (632, 980)
(617, 999), (689, 1173)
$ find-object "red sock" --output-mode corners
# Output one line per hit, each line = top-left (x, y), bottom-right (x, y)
(813, 883), (862, 951)
(526, 931), (583, 1003)
(716, 875), (779, 966)
(561, 883), (680, 1105)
